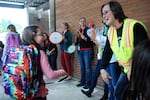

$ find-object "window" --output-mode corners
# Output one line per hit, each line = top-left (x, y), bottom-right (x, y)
(0, 7), (28, 43)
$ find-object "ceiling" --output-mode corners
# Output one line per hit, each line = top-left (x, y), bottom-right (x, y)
(0, 0), (49, 9)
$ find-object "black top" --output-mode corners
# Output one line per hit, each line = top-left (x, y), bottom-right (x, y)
(47, 42), (58, 53)
(101, 23), (148, 69)
(75, 27), (94, 49)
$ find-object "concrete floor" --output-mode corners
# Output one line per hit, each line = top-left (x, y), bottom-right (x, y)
(0, 76), (104, 100)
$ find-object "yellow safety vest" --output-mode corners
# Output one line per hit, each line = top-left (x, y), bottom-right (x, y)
(108, 18), (147, 73)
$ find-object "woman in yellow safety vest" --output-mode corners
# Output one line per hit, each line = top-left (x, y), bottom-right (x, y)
(100, 1), (148, 100)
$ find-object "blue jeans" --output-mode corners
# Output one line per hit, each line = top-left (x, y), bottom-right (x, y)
(87, 59), (109, 97)
(114, 72), (129, 100)
(89, 60), (101, 92)
(88, 60), (120, 100)
(89, 60), (109, 91)
(77, 50), (93, 86)
(48, 52), (57, 70)
(107, 62), (121, 100)
(92, 60), (109, 97)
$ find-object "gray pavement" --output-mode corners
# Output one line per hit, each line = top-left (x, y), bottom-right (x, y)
(0, 76), (104, 100)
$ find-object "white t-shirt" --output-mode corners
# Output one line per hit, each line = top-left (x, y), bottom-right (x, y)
(95, 29), (117, 63)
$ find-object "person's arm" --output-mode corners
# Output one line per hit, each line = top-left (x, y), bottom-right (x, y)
(101, 38), (113, 69)
(100, 38), (113, 84)
(64, 31), (73, 45)
(134, 23), (148, 46)
(40, 50), (66, 80)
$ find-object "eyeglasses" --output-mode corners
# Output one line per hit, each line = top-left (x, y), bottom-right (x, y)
(102, 10), (111, 16)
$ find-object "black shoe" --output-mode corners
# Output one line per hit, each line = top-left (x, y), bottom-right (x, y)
(58, 75), (68, 82)
(99, 95), (108, 100)
(65, 76), (72, 81)
(76, 83), (84, 87)
(81, 89), (91, 97)
(83, 85), (89, 89)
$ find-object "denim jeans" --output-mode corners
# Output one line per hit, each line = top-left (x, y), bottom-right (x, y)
(107, 62), (121, 100)
(48, 52), (57, 70)
(77, 49), (93, 86)
(89, 60), (101, 92)
(89, 60), (109, 97)
(114, 72), (129, 100)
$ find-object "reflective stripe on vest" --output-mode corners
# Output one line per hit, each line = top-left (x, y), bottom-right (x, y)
(126, 20), (133, 47)
(121, 20), (133, 73)
(109, 20), (133, 47)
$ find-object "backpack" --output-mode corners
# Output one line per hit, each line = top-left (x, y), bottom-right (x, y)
(3, 44), (42, 100)
(6, 32), (21, 51)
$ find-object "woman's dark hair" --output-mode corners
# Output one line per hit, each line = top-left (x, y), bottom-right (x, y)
(43, 32), (50, 43)
(0, 41), (4, 48)
(22, 25), (39, 44)
(129, 39), (150, 100)
(7, 24), (17, 32)
(101, 1), (127, 23)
